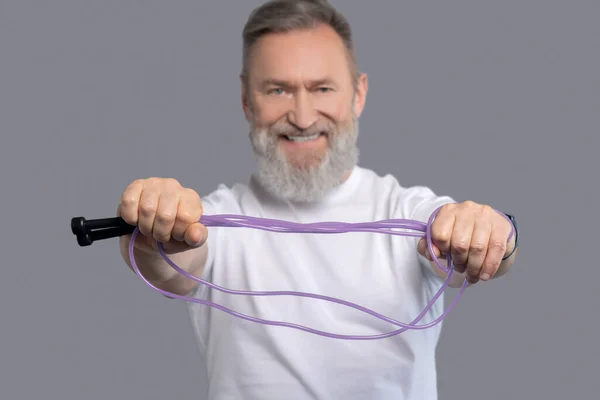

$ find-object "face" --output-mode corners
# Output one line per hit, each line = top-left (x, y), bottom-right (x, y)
(242, 24), (368, 203)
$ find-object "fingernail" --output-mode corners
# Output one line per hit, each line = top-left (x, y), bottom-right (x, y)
(480, 273), (490, 281)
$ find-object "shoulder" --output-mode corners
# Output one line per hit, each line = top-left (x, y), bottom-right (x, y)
(395, 184), (455, 222)
(359, 167), (455, 222)
(199, 182), (251, 215)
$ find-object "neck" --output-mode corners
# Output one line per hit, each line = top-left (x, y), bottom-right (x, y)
(341, 169), (352, 183)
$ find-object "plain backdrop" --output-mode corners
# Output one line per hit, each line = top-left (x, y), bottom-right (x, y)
(1, 1), (598, 399)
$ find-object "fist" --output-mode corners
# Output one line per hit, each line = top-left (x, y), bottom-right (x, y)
(417, 201), (515, 284)
(118, 177), (207, 254)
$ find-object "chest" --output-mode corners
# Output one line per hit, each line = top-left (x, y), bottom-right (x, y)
(210, 227), (428, 328)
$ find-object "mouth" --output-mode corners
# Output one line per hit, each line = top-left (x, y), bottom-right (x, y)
(279, 132), (327, 142)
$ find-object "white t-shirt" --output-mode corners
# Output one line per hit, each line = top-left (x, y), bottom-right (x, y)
(187, 165), (455, 400)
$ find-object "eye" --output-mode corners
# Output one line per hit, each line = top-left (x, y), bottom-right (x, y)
(268, 88), (285, 95)
(316, 87), (332, 93)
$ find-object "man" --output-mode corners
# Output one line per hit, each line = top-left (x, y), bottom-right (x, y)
(118, 1), (519, 399)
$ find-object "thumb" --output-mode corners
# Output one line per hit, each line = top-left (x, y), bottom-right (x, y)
(184, 222), (208, 248)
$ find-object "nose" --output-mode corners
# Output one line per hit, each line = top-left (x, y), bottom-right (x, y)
(287, 91), (318, 129)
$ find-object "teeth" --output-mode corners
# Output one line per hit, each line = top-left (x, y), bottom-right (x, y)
(286, 134), (320, 142)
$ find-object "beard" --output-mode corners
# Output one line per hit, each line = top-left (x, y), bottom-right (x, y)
(248, 114), (359, 204)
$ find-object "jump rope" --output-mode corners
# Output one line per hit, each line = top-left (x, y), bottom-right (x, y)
(71, 207), (515, 340)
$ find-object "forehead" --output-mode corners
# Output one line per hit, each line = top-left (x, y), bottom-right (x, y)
(247, 24), (352, 85)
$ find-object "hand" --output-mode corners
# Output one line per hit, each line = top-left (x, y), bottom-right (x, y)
(118, 177), (207, 254)
(417, 201), (515, 284)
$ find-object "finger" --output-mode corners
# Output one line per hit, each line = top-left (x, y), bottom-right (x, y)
(431, 210), (455, 257)
(159, 235), (205, 254)
(480, 218), (510, 281)
(449, 213), (475, 271)
(137, 186), (160, 237)
(465, 217), (492, 283)
(153, 190), (180, 243)
(172, 188), (203, 242)
(119, 180), (144, 225)
(417, 238), (443, 261)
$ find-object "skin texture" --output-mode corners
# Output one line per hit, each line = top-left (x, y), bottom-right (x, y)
(117, 23), (517, 294)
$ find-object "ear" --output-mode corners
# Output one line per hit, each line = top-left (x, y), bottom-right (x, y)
(240, 75), (251, 122)
(353, 72), (368, 118)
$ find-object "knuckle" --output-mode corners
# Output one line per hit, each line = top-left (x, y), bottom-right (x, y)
(444, 202), (457, 210)
(437, 205), (455, 220)
(452, 240), (469, 254)
(120, 193), (138, 208)
(171, 230), (185, 241)
(144, 177), (158, 186)
(462, 200), (476, 209)
(183, 187), (201, 200)
(481, 204), (494, 215)
(439, 203), (453, 214)
(138, 224), (151, 236)
(178, 208), (199, 224)
(470, 241), (486, 253)
(164, 177), (181, 187)
(156, 209), (177, 224)
(139, 201), (158, 216)
(467, 266), (480, 278)
(483, 259), (499, 272)
(489, 239), (506, 252)
(128, 179), (144, 188)
(154, 232), (171, 243)
(435, 231), (451, 243)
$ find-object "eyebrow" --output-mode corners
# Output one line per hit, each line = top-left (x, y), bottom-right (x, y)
(260, 78), (337, 88)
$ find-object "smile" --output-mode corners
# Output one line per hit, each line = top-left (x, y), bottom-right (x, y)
(282, 133), (326, 142)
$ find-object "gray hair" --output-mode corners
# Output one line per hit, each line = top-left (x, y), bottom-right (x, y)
(241, 0), (358, 87)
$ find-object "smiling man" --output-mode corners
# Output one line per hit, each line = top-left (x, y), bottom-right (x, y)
(242, 11), (365, 203)
(118, 1), (519, 399)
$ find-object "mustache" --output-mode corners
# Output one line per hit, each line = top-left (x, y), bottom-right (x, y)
(269, 120), (336, 138)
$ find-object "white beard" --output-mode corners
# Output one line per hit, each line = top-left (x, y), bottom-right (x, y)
(249, 116), (360, 204)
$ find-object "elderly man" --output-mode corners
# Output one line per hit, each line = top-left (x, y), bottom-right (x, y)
(118, 1), (519, 399)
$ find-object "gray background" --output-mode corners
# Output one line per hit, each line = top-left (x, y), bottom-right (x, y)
(1, 0), (598, 399)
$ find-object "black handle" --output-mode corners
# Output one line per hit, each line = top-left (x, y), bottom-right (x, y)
(71, 216), (136, 247)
